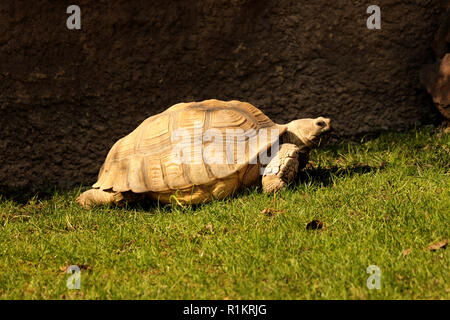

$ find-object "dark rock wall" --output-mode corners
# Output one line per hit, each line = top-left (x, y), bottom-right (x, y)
(0, 0), (444, 189)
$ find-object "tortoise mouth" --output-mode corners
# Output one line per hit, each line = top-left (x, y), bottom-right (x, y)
(306, 136), (320, 147)
(298, 134), (317, 149)
(309, 129), (333, 146)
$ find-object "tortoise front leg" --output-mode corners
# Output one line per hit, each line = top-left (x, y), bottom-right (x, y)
(261, 143), (300, 193)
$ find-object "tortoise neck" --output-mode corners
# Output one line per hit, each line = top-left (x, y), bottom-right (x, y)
(281, 126), (311, 153)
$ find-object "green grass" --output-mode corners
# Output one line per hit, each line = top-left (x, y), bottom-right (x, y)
(0, 126), (449, 300)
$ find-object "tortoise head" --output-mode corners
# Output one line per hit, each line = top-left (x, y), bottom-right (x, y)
(285, 117), (332, 148)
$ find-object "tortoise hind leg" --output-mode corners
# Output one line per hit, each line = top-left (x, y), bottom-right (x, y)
(77, 189), (125, 209)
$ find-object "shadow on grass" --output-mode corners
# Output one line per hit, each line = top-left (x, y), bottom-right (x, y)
(296, 163), (382, 188)
(0, 186), (60, 205)
(0, 164), (383, 209)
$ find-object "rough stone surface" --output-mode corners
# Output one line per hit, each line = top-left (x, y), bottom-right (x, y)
(421, 4), (449, 120)
(0, 0), (445, 189)
(432, 4), (449, 58)
(421, 54), (450, 119)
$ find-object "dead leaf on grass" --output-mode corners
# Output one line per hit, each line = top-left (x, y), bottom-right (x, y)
(306, 219), (323, 230)
(78, 264), (91, 271)
(305, 162), (314, 170)
(260, 208), (284, 217)
(59, 261), (91, 273)
(11, 215), (31, 221)
(402, 248), (411, 257)
(197, 223), (214, 235)
(65, 215), (75, 230)
(59, 261), (70, 272)
(427, 239), (448, 251)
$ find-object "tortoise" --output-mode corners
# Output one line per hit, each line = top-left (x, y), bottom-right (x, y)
(77, 99), (331, 208)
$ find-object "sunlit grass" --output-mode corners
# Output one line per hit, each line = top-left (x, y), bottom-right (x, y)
(0, 126), (448, 299)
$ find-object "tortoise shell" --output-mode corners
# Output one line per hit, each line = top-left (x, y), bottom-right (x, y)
(92, 99), (286, 203)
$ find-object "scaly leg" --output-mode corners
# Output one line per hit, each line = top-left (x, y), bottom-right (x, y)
(261, 143), (300, 193)
(77, 189), (125, 209)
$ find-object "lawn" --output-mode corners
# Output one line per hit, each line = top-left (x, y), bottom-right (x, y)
(0, 126), (448, 299)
